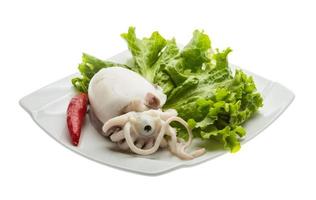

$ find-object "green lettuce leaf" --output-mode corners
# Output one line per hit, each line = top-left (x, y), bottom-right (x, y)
(121, 27), (168, 83)
(160, 31), (263, 152)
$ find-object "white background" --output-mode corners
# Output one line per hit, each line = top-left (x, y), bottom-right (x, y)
(0, 0), (315, 199)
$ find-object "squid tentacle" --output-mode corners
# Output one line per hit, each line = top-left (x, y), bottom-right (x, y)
(145, 109), (178, 121)
(117, 140), (130, 150)
(123, 121), (167, 155)
(110, 130), (124, 142)
(167, 126), (194, 160)
(135, 139), (145, 148)
(102, 114), (129, 135)
(160, 137), (168, 148)
(102, 109), (205, 160)
(165, 116), (205, 160)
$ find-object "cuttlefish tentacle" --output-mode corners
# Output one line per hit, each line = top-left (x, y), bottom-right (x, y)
(145, 109), (178, 121)
(166, 122), (194, 160)
(123, 121), (167, 155)
(102, 109), (205, 160)
(160, 137), (168, 148)
(117, 129), (138, 150)
(135, 139), (145, 148)
(102, 114), (129, 135)
(165, 116), (205, 160)
(143, 137), (155, 150)
(110, 130), (124, 142)
(117, 139), (129, 150)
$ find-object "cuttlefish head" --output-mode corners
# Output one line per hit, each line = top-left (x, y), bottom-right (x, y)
(129, 112), (161, 138)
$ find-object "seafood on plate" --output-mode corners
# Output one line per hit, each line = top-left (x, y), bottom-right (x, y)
(88, 67), (205, 160)
(67, 27), (263, 160)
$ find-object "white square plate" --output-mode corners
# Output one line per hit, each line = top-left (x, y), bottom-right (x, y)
(20, 50), (294, 175)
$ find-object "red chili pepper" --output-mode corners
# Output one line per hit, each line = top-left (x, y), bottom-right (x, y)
(67, 93), (88, 146)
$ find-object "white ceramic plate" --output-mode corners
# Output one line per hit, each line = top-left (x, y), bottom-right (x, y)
(20, 50), (294, 175)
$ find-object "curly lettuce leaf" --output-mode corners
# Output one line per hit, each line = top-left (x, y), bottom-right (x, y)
(160, 30), (263, 152)
(181, 30), (211, 71)
(121, 27), (168, 83)
(163, 48), (263, 152)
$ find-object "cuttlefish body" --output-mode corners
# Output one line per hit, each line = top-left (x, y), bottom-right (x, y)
(88, 67), (204, 160)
